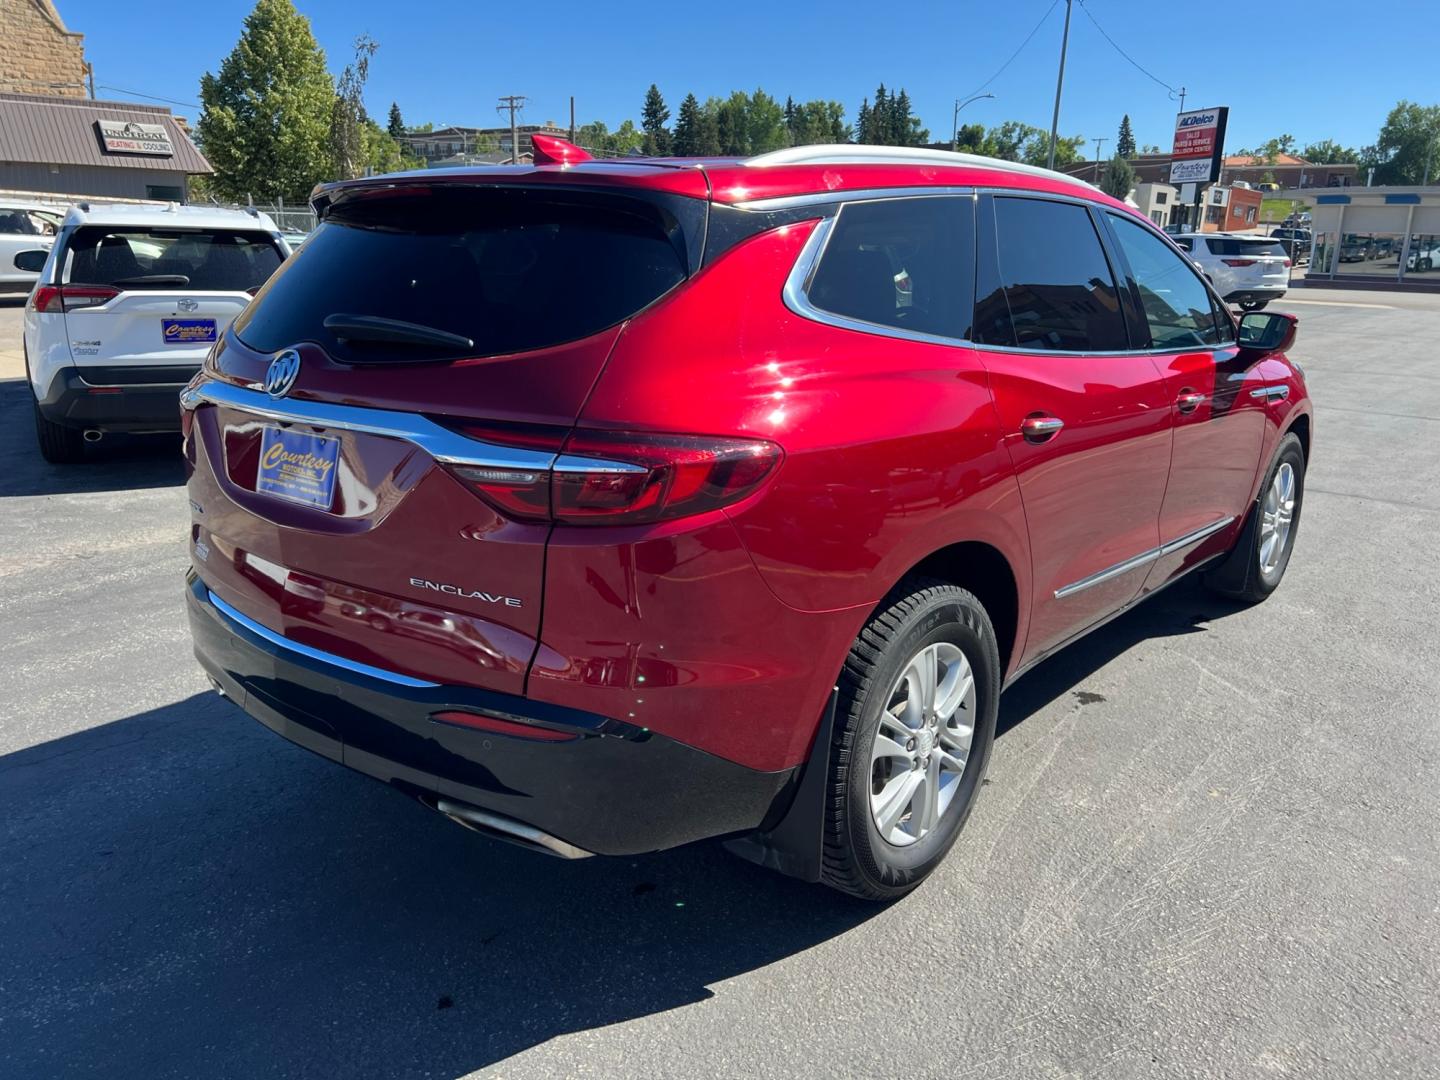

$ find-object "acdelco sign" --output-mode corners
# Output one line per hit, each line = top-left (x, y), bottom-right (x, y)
(1169, 106), (1228, 185)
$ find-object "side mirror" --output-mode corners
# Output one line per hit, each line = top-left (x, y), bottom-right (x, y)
(12, 249), (48, 273)
(1237, 311), (1298, 354)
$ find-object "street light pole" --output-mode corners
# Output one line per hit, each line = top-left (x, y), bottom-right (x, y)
(952, 93), (995, 151)
(1046, 0), (1074, 171)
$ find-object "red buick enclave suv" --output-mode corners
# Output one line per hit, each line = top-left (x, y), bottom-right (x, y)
(183, 136), (1311, 899)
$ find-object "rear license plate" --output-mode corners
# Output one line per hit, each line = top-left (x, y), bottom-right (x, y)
(163, 318), (217, 344)
(256, 426), (339, 509)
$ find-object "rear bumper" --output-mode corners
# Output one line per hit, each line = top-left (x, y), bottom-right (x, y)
(38, 365), (197, 432)
(186, 571), (795, 856)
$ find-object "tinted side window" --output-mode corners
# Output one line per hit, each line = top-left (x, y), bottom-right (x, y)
(807, 196), (974, 340)
(1108, 214), (1225, 349)
(975, 197), (1128, 352)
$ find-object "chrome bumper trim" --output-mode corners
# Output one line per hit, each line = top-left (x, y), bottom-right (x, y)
(207, 589), (440, 688)
(181, 379), (557, 471)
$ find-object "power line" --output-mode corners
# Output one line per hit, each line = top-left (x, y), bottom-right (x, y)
(1076, 1), (1179, 97)
(96, 84), (202, 110)
(962, 0), (1061, 99)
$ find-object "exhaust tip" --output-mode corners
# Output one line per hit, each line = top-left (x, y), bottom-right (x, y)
(82, 429), (103, 443)
(432, 797), (594, 860)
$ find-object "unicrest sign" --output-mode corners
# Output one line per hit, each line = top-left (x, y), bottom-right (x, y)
(95, 120), (174, 157)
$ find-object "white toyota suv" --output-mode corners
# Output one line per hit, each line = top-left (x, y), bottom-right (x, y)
(1168, 232), (1291, 311)
(17, 203), (287, 462)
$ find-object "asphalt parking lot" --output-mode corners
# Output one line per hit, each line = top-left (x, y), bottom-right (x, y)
(1, 290), (1437, 1079)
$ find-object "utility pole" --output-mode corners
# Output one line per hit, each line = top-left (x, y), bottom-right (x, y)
(1176, 86), (1187, 113)
(569, 96), (576, 144)
(1046, 0), (1074, 172)
(1092, 137), (1107, 183)
(497, 94), (526, 164)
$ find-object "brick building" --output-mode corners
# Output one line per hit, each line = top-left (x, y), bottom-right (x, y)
(1065, 152), (1357, 190)
(0, 0), (89, 98)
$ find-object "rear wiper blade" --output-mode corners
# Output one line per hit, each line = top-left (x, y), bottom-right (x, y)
(323, 313), (474, 350)
(108, 274), (191, 286)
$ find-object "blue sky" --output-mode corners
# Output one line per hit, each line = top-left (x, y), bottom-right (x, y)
(67, 0), (1437, 157)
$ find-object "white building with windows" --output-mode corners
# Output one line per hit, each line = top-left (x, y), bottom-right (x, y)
(1303, 186), (1440, 289)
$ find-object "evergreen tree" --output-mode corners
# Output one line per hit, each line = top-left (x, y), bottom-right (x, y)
(784, 95), (798, 145)
(696, 105), (722, 155)
(892, 89), (928, 146)
(855, 98), (871, 144)
(716, 100), (745, 155)
(197, 0), (336, 202)
(747, 89), (787, 153)
(387, 102), (405, 140)
(1116, 114), (1136, 158)
(1101, 153), (1136, 199)
(673, 93), (702, 156)
(641, 84), (671, 156)
(871, 84), (890, 144)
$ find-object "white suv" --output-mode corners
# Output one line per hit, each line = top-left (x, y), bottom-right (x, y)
(18, 203), (287, 462)
(1, 201), (64, 293)
(1169, 232), (1291, 311)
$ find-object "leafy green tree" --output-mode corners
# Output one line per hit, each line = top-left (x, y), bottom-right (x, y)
(672, 93), (702, 156)
(1370, 101), (1440, 184)
(1100, 153), (1135, 199)
(330, 34), (378, 181)
(696, 104), (722, 155)
(954, 122), (987, 154)
(197, 0), (336, 202)
(387, 102), (405, 140)
(1300, 139), (1359, 164)
(1117, 114), (1136, 157)
(1140, 143), (1161, 154)
(791, 100), (848, 146)
(747, 89), (788, 153)
(715, 98), (745, 155)
(641, 84), (671, 156)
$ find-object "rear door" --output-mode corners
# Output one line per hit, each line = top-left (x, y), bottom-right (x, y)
(972, 194), (1173, 666)
(186, 182), (703, 697)
(59, 226), (283, 371)
(1102, 212), (1268, 589)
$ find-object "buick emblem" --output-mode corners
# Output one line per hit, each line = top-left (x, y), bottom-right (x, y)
(263, 350), (301, 398)
(177, 298), (199, 312)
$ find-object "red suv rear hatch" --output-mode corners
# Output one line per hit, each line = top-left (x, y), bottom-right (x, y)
(185, 180), (706, 694)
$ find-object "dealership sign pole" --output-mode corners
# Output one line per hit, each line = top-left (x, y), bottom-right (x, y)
(1169, 106), (1228, 230)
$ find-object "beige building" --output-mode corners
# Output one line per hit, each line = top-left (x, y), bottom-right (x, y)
(0, 0), (89, 99)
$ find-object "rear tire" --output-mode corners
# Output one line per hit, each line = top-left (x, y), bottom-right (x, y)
(821, 579), (1000, 901)
(33, 400), (86, 464)
(1205, 433), (1305, 603)
(1240, 300), (1270, 312)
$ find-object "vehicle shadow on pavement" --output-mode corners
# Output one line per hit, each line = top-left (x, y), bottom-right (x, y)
(0, 691), (880, 1079)
(996, 575), (1242, 737)
(0, 378), (185, 496)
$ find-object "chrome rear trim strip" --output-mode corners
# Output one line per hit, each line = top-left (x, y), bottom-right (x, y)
(207, 590), (440, 688)
(182, 379), (557, 471)
(1055, 516), (1235, 599)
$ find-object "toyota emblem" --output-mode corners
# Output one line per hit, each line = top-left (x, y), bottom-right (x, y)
(177, 298), (199, 312)
(263, 350), (301, 398)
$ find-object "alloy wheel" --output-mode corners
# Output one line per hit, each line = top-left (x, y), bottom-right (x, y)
(1259, 461), (1296, 576)
(869, 642), (976, 847)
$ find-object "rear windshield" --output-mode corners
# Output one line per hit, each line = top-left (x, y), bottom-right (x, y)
(63, 227), (283, 291)
(233, 187), (691, 362)
(1205, 238), (1286, 257)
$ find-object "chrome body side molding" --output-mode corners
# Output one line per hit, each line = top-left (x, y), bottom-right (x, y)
(1055, 516), (1236, 600)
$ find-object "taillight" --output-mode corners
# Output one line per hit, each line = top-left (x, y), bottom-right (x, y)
(28, 285), (118, 313)
(1282, 258), (1292, 268)
(443, 425), (782, 525)
(1221, 259), (1256, 267)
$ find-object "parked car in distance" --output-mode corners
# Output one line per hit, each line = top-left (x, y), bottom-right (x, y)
(0, 201), (64, 293)
(182, 139), (1312, 900)
(1269, 226), (1313, 263)
(1407, 240), (1440, 272)
(1170, 232), (1291, 310)
(19, 202), (288, 462)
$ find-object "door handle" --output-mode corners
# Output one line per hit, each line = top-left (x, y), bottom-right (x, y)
(1020, 416), (1065, 442)
(1176, 390), (1207, 414)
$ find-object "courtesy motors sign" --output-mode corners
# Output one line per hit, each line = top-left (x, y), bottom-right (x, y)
(1169, 107), (1228, 185)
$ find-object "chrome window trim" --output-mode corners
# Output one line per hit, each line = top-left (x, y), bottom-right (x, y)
(206, 590), (441, 688)
(181, 379), (557, 471)
(733, 186), (976, 213)
(781, 206), (979, 350)
(1054, 516), (1235, 600)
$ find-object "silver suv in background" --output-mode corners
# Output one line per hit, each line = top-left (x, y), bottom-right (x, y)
(1170, 233), (1291, 311)
(17, 203), (287, 462)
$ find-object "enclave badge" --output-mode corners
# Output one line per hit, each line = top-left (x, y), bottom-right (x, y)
(264, 349), (301, 398)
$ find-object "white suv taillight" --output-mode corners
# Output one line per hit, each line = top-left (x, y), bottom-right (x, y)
(28, 285), (119, 313)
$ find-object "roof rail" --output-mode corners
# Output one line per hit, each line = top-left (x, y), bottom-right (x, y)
(745, 144), (1096, 190)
